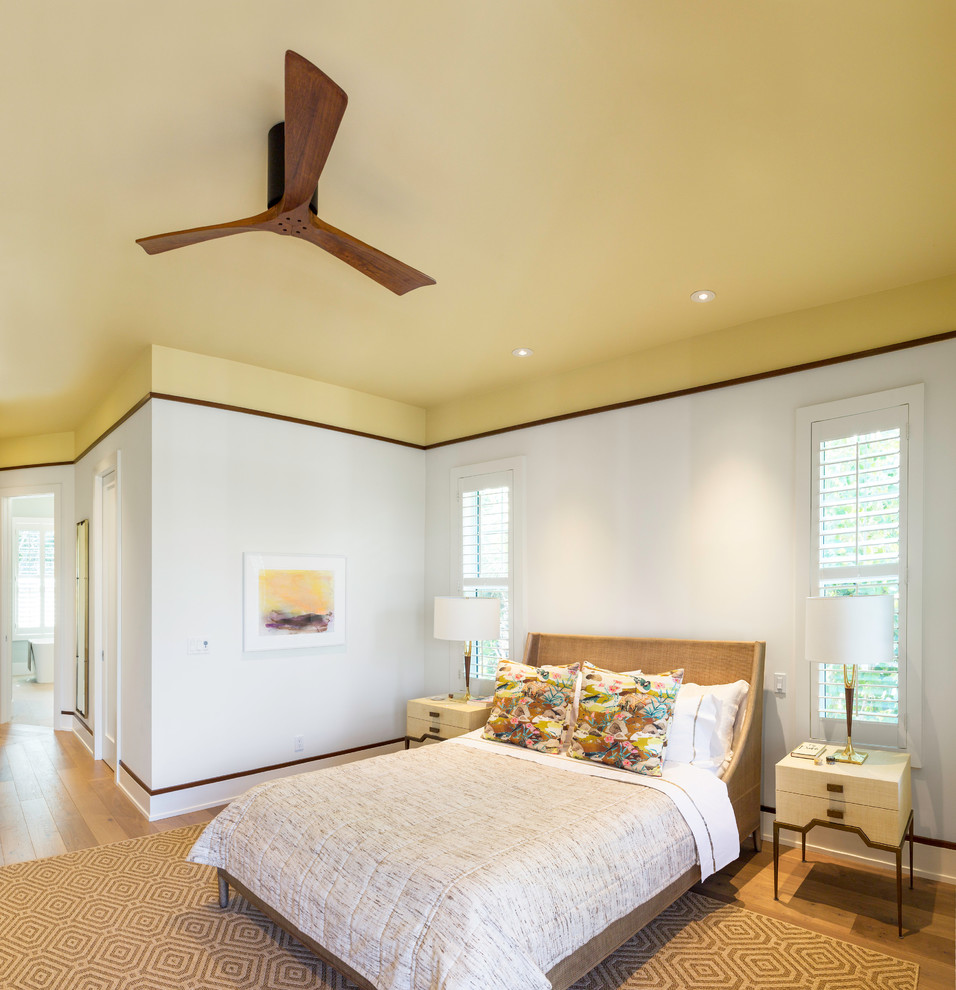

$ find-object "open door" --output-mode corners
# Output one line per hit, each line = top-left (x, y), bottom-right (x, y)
(100, 471), (118, 771)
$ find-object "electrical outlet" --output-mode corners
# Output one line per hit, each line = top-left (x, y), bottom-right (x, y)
(187, 638), (210, 655)
(294, 735), (304, 753)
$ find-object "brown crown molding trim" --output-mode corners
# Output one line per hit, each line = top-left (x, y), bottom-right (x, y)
(73, 394), (154, 463)
(4, 327), (955, 472)
(761, 804), (953, 849)
(424, 327), (956, 449)
(120, 736), (405, 797)
(0, 460), (74, 473)
(148, 393), (425, 450)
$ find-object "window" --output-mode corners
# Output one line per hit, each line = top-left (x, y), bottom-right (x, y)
(451, 458), (524, 685)
(14, 519), (56, 637)
(796, 386), (923, 758)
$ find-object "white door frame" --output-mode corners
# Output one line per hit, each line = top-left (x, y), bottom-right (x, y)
(92, 457), (121, 775)
(0, 482), (64, 726)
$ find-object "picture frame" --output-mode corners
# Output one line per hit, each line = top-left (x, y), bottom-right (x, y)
(243, 553), (346, 652)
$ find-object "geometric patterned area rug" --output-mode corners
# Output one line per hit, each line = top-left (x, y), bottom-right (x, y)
(0, 825), (919, 990)
(567, 891), (920, 990)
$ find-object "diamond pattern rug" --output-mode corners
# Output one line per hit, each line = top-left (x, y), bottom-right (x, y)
(0, 825), (919, 989)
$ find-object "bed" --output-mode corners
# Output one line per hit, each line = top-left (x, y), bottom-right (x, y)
(189, 633), (765, 990)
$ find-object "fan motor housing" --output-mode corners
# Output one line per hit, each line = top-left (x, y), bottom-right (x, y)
(267, 122), (318, 213)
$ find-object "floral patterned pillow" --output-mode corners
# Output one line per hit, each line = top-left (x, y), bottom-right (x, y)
(482, 661), (581, 754)
(568, 665), (684, 776)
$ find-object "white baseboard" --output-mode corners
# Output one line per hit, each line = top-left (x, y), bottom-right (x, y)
(760, 809), (955, 885)
(141, 741), (406, 821)
(72, 717), (94, 755)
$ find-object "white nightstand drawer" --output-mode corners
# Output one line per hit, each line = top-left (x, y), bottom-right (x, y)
(407, 715), (472, 741)
(777, 763), (901, 812)
(406, 697), (492, 741)
(775, 791), (908, 846)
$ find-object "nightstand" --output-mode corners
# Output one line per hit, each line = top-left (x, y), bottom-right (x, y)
(405, 696), (492, 748)
(773, 750), (914, 936)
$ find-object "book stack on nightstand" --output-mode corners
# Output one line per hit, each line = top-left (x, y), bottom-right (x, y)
(405, 696), (493, 748)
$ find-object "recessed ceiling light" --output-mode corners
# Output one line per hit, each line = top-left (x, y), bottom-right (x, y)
(691, 289), (716, 303)
(512, 347), (534, 357)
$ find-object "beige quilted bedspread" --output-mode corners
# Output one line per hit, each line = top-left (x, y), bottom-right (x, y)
(188, 741), (697, 990)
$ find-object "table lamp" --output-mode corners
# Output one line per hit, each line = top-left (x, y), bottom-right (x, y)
(433, 596), (500, 701)
(804, 594), (894, 765)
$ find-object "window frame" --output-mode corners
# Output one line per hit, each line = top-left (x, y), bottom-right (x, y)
(795, 385), (923, 766)
(449, 457), (525, 693)
(13, 515), (56, 639)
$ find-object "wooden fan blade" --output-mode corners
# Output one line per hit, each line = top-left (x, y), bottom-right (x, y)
(282, 51), (348, 211)
(300, 215), (435, 295)
(136, 208), (279, 255)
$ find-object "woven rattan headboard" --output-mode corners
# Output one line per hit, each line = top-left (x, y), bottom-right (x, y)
(522, 632), (766, 848)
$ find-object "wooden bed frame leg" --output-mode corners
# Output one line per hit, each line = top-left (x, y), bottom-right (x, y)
(218, 870), (230, 908)
(752, 827), (762, 852)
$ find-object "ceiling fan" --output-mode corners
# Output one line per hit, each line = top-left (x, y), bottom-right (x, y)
(136, 50), (435, 295)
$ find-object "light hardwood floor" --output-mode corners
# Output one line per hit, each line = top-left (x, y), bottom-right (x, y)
(2, 721), (953, 988)
(0, 721), (221, 864)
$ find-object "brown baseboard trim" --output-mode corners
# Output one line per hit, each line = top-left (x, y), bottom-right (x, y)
(71, 712), (92, 735)
(120, 736), (405, 797)
(912, 834), (956, 851)
(760, 805), (954, 849)
(424, 328), (956, 449)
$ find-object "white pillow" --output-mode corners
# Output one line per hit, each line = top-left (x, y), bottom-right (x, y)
(665, 679), (749, 775)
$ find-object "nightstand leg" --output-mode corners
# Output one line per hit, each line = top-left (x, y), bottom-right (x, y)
(908, 814), (914, 889)
(773, 822), (780, 900)
(895, 846), (903, 937)
(801, 829), (806, 862)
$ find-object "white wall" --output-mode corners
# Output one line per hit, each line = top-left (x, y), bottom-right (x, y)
(148, 400), (425, 794)
(425, 338), (956, 855)
(74, 406), (152, 773)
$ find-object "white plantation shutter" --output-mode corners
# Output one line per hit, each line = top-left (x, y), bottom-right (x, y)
(807, 396), (917, 750)
(15, 520), (55, 637)
(455, 467), (516, 681)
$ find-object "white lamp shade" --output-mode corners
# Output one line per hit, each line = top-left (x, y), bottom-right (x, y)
(805, 595), (894, 665)
(433, 596), (500, 642)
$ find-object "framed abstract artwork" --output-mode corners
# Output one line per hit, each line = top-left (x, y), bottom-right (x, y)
(243, 553), (346, 652)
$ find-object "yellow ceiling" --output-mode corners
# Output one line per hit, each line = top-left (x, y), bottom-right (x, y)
(2, 1), (955, 454)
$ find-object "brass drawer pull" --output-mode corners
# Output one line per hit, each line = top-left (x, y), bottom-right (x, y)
(826, 808), (844, 820)
(827, 783), (843, 793)
(428, 711), (441, 718)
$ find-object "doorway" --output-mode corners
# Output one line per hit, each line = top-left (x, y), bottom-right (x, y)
(4, 492), (56, 728)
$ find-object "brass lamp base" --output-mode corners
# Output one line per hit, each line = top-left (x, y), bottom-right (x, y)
(833, 665), (867, 764)
(833, 737), (868, 764)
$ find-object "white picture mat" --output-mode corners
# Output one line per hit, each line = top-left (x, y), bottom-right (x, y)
(243, 552), (346, 651)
